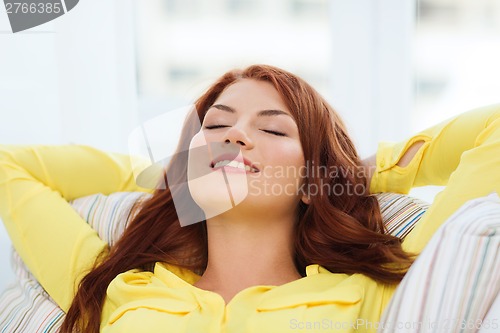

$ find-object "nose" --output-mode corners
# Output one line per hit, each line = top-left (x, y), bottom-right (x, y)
(223, 126), (254, 149)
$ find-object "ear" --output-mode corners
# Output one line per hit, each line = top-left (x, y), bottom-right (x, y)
(301, 194), (311, 205)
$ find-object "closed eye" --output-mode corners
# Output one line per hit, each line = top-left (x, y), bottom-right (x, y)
(204, 125), (286, 137)
(204, 124), (229, 129)
(262, 129), (286, 137)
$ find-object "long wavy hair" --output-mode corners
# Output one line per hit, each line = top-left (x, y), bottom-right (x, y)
(61, 64), (413, 333)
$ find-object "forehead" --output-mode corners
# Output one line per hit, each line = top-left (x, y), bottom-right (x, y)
(213, 79), (290, 113)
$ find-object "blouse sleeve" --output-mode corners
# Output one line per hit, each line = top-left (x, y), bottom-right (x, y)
(0, 144), (151, 312)
(369, 104), (500, 253)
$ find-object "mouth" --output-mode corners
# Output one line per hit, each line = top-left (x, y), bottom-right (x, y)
(210, 154), (260, 173)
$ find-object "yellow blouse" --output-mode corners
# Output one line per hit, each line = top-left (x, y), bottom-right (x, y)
(102, 262), (394, 333)
(0, 104), (499, 332)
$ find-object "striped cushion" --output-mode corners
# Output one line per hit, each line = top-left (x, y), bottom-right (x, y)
(0, 251), (65, 333)
(379, 193), (500, 333)
(0, 192), (426, 332)
(376, 192), (429, 239)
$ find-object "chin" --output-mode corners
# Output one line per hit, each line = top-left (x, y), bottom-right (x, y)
(188, 171), (249, 219)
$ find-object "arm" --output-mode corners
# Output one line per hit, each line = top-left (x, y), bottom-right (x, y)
(0, 144), (151, 311)
(362, 142), (424, 190)
(367, 104), (500, 253)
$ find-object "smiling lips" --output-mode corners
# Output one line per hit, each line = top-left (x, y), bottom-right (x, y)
(211, 156), (259, 173)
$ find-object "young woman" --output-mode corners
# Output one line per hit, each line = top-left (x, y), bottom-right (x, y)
(0, 65), (498, 333)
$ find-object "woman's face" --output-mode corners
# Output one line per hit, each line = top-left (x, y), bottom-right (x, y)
(187, 79), (306, 220)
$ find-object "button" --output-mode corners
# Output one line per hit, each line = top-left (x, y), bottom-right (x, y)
(380, 160), (385, 168)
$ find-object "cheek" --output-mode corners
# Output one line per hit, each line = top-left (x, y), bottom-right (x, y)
(190, 131), (207, 149)
(187, 132), (210, 184)
(270, 142), (304, 169)
(260, 142), (305, 184)
(188, 131), (212, 171)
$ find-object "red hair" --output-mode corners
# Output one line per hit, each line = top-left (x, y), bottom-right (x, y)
(61, 65), (413, 333)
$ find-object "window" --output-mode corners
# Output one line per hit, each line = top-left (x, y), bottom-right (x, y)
(414, 0), (500, 130)
(134, 0), (332, 122)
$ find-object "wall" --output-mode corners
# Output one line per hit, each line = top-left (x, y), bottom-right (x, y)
(0, 0), (138, 291)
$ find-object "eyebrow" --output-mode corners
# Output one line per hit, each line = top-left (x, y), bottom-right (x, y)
(210, 104), (292, 118)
